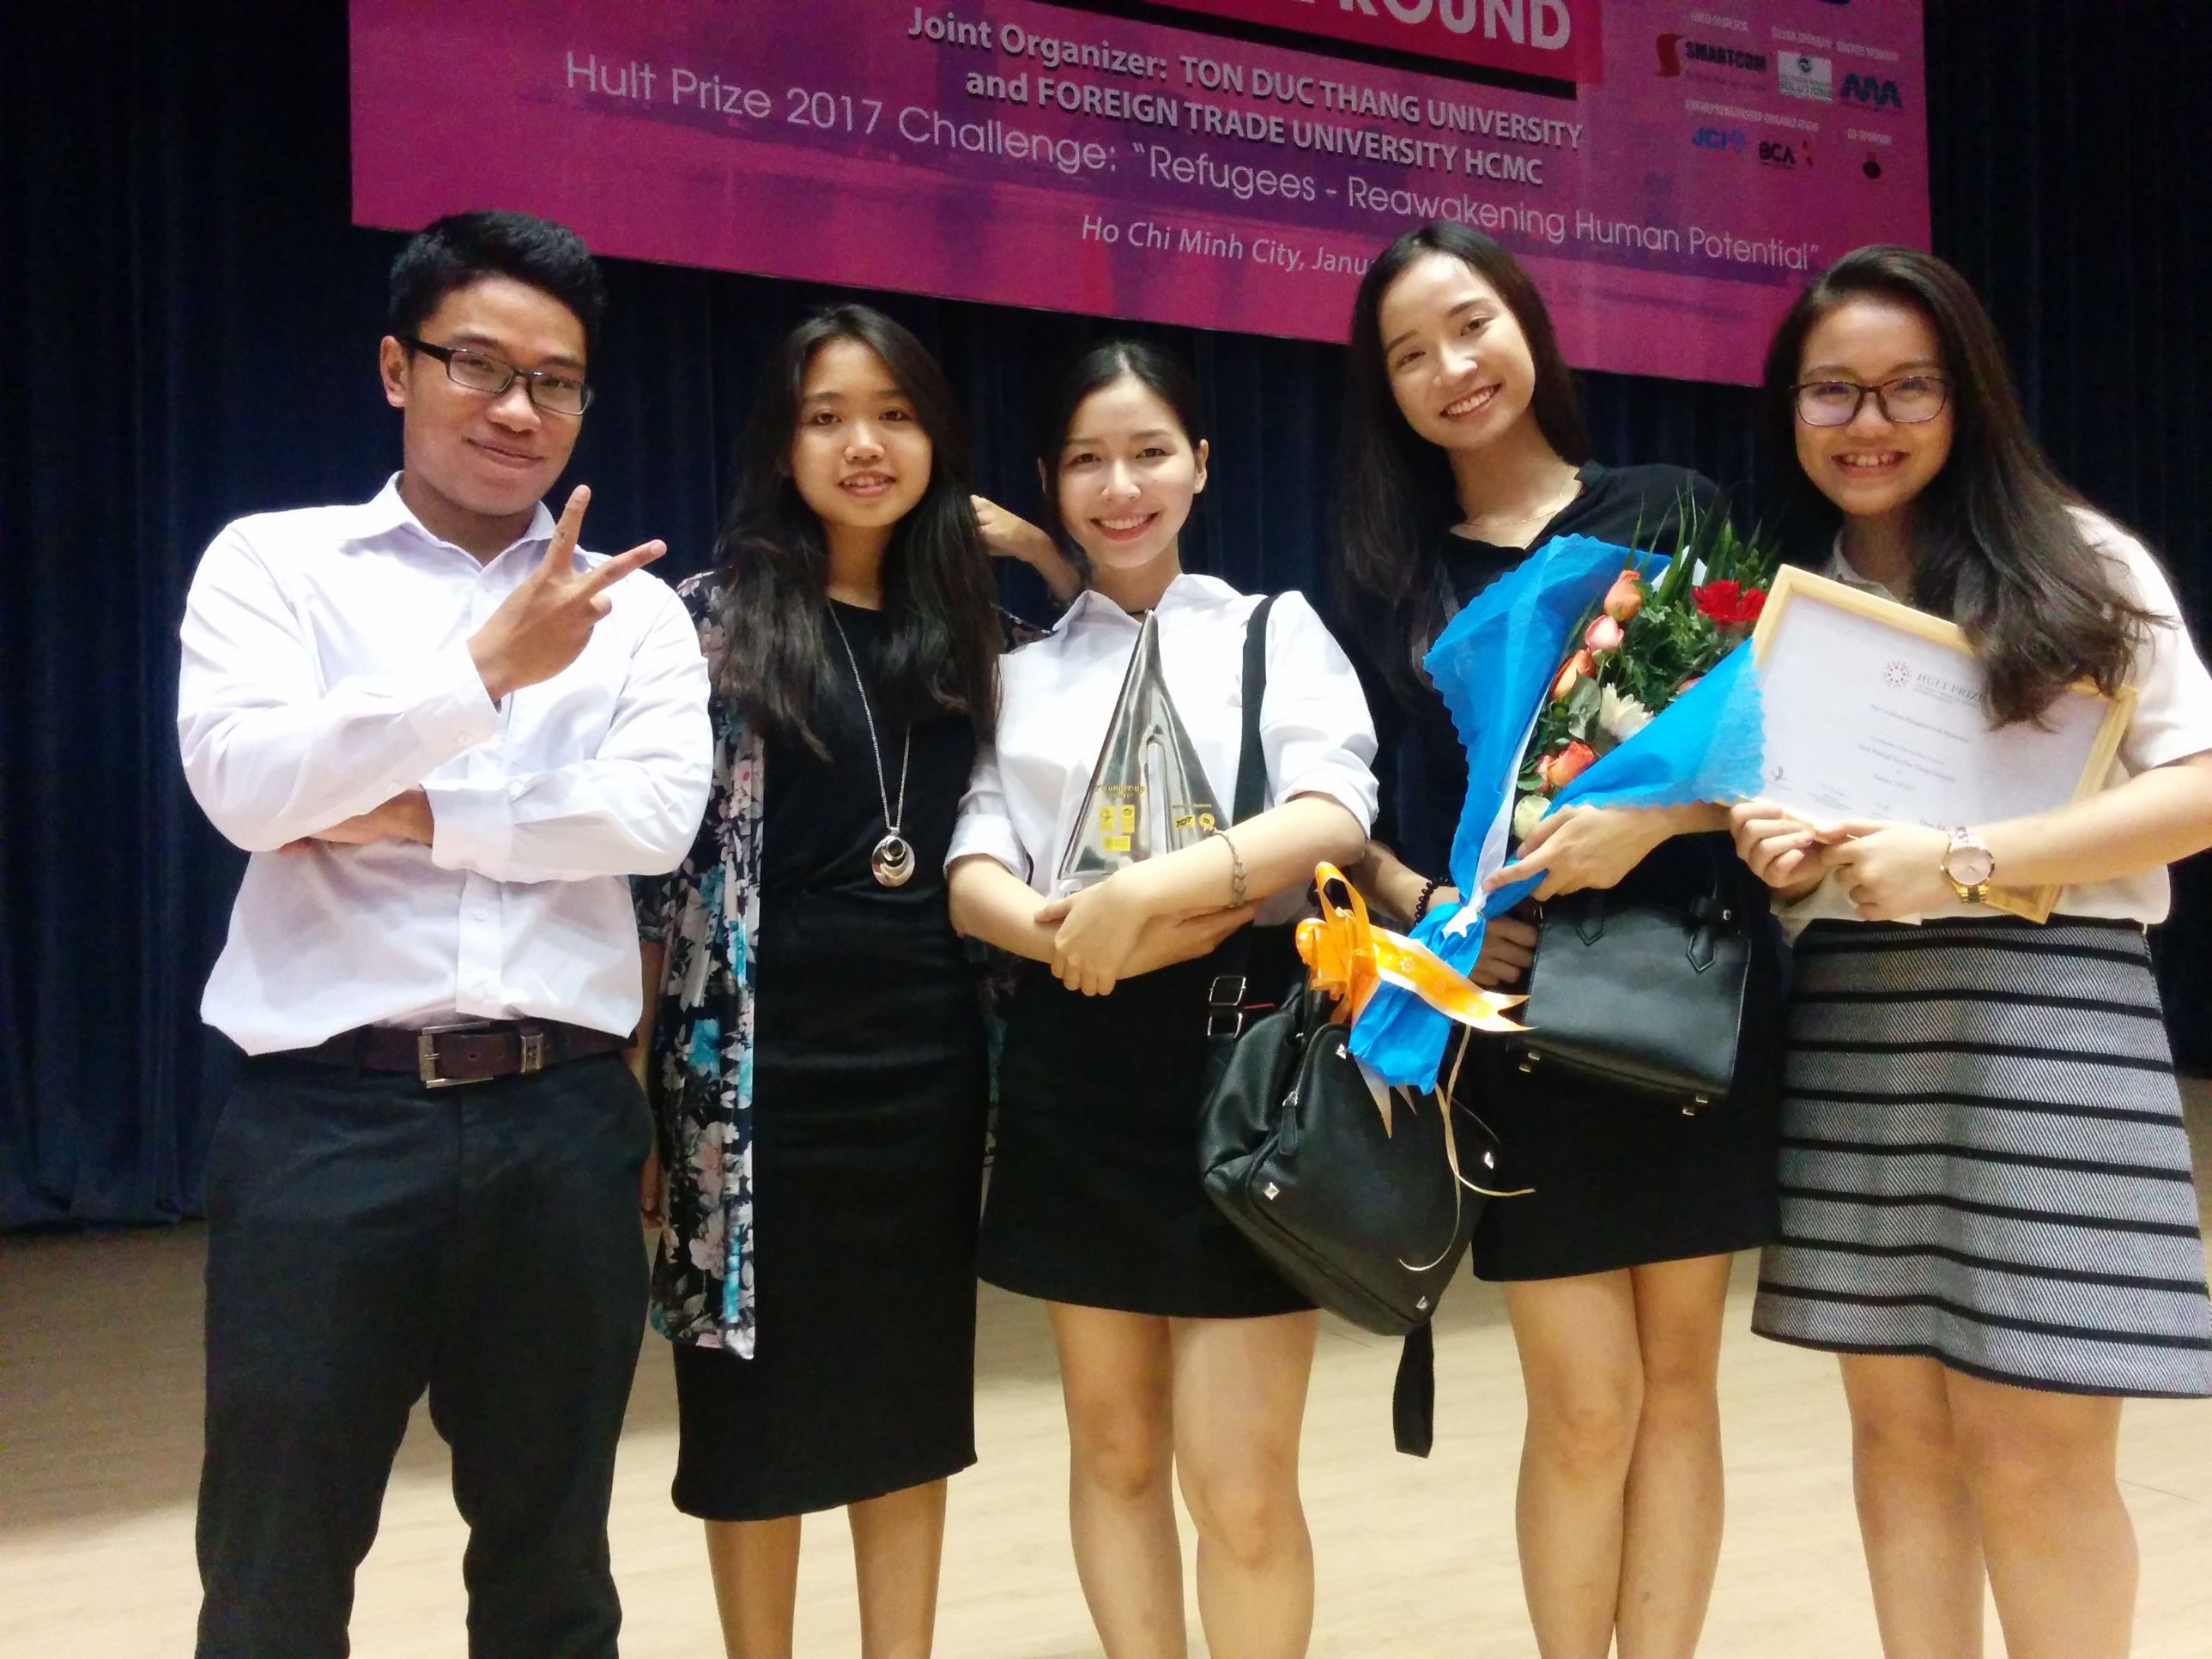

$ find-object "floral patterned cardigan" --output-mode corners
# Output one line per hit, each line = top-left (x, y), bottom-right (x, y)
(634, 572), (1050, 1359)
(633, 572), (763, 1355)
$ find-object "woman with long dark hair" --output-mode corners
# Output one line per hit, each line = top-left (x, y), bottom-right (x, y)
(951, 340), (1376, 1659)
(633, 305), (1021, 1659)
(1335, 221), (1781, 1659)
(1736, 245), (2212, 1659)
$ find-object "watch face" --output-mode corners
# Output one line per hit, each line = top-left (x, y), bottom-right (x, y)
(1948, 842), (1996, 887)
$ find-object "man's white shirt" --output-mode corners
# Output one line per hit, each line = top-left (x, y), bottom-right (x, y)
(178, 476), (712, 1053)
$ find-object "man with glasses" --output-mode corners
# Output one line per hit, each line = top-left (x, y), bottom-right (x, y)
(177, 209), (711, 1659)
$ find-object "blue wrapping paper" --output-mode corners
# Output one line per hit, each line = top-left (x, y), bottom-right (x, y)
(1348, 536), (1767, 1089)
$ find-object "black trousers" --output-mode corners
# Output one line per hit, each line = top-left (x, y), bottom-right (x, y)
(194, 1050), (651, 1659)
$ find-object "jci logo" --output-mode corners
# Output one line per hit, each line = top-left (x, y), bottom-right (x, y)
(1693, 125), (1748, 152)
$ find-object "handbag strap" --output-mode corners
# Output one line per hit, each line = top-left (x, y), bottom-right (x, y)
(1201, 594), (1281, 1040)
(1230, 593), (1279, 827)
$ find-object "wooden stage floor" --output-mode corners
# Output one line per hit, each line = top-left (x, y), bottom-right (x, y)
(5, 1086), (2208, 1656)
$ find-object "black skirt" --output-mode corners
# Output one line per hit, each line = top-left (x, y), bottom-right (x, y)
(979, 929), (1311, 1319)
(1468, 844), (1785, 1281)
(671, 894), (989, 1521)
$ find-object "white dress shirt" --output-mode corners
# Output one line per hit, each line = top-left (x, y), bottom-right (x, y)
(178, 476), (712, 1053)
(949, 574), (1379, 922)
(1780, 510), (2212, 931)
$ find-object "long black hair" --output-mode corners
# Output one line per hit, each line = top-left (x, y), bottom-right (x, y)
(1336, 221), (1592, 699)
(1033, 337), (1207, 559)
(1761, 245), (2148, 724)
(712, 305), (998, 752)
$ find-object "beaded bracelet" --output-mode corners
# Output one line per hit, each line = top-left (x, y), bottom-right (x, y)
(1410, 877), (1442, 924)
(1212, 827), (1248, 907)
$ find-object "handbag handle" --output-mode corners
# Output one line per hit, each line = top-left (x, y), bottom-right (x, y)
(1552, 839), (1739, 973)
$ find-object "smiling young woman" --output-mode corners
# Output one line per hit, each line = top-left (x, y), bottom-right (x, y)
(951, 340), (1377, 1659)
(631, 305), (1007, 1659)
(1332, 221), (1784, 1659)
(1737, 245), (2212, 1659)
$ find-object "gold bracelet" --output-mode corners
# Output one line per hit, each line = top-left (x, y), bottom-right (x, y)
(1212, 827), (1248, 907)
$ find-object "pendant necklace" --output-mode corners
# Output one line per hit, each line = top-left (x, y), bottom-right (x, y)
(827, 605), (915, 888)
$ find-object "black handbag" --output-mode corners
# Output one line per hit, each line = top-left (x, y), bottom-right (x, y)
(1196, 603), (1507, 1455)
(1505, 835), (1780, 1112)
(1199, 917), (1501, 1456)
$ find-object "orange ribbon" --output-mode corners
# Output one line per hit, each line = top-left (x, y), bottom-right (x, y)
(1291, 863), (1534, 1261)
(1295, 863), (1526, 1033)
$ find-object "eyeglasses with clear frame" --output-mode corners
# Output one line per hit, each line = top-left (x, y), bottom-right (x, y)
(403, 338), (594, 415)
(1792, 374), (1949, 427)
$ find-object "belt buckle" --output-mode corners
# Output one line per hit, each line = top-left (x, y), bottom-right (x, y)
(417, 1020), (498, 1089)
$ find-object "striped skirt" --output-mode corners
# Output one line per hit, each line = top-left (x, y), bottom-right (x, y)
(1753, 917), (2212, 1397)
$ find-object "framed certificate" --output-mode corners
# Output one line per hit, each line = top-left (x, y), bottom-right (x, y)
(1749, 566), (2135, 923)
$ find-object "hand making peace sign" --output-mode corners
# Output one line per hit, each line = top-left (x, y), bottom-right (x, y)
(467, 485), (666, 703)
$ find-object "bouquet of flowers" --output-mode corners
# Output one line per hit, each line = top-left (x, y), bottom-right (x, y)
(1512, 500), (1777, 840)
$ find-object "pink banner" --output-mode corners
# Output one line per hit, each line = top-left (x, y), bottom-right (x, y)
(349, 0), (1928, 385)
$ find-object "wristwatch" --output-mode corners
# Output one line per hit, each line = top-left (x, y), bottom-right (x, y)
(1942, 827), (1997, 904)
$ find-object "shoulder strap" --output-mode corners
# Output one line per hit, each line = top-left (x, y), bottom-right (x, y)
(1203, 594), (1281, 1033)
(1231, 594), (1279, 826)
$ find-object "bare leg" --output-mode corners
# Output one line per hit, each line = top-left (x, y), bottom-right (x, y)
(1838, 1353), (1985, 1659)
(1049, 1302), (1186, 1659)
(1170, 1311), (1321, 1659)
(1504, 1272), (1644, 1659)
(1949, 1371), (2133, 1659)
(848, 1478), (949, 1659)
(702, 1516), (803, 1659)
(1615, 1254), (1733, 1659)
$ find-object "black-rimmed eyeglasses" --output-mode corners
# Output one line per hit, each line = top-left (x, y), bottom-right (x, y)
(403, 338), (594, 415)
(1792, 374), (1949, 427)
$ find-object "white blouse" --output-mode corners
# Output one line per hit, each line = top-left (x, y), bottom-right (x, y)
(948, 573), (1379, 923)
(1781, 511), (2212, 929)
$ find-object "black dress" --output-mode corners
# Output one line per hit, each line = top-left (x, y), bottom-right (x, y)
(1368, 463), (1783, 1281)
(670, 601), (990, 1520)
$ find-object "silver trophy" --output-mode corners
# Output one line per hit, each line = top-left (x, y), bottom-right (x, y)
(1055, 610), (1224, 893)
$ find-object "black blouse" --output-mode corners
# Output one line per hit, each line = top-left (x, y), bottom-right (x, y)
(1367, 461), (1721, 877)
(759, 601), (978, 907)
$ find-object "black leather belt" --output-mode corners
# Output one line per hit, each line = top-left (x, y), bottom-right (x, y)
(286, 1019), (631, 1088)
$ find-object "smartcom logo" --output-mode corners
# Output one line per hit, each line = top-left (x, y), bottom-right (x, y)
(1656, 33), (1768, 76)
(1841, 72), (1904, 109)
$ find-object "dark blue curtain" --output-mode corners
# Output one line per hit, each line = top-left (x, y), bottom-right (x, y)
(5, 2), (2208, 1227)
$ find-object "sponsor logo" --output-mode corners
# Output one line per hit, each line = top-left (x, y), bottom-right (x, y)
(1863, 152), (1883, 179)
(1691, 124), (1748, 153)
(1778, 51), (1834, 101)
(1656, 32), (1769, 76)
(1758, 138), (1809, 169)
(1841, 72), (1904, 108)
